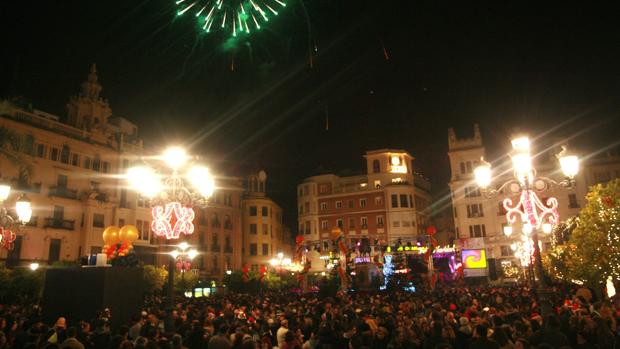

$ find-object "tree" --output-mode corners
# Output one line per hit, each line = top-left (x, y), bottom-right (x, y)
(143, 265), (167, 295)
(546, 179), (620, 290)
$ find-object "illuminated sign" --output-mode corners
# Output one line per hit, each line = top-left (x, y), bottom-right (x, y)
(354, 256), (371, 264)
(462, 249), (487, 269)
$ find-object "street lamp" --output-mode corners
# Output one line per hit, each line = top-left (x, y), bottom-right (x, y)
(0, 181), (32, 250)
(474, 135), (579, 316)
(125, 146), (215, 331)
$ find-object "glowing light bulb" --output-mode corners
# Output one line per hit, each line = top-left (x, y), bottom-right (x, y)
(187, 166), (215, 198)
(559, 155), (579, 178)
(178, 242), (189, 251)
(127, 167), (161, 198)
(163, 146), (188, 169)
(474, 161), (492, 188)
(0, 184), (11, 202)
(15, 196), (32, 223)
(542, 223), (553, 234)
(503, 225), (513, 237)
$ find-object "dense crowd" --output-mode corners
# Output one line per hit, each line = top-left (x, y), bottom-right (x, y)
(0, 284), (618, 349)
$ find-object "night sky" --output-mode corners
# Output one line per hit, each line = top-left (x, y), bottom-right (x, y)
(2, 1), (620, 228)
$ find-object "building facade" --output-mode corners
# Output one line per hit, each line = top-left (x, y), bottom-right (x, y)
(297, 149), (432, 256)
(241, 171), (289, 273)
(447, 124), (619, 279)
(0, 65), (292, 280)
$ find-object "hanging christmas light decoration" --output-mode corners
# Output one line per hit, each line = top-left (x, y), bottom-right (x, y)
(175, 0), (287, 36)
(151, 202), (196, 239)
(0, 227), (16, 250)
(504, 190), (559, 230)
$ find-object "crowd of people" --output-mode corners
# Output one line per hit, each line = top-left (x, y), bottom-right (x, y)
(0, 283), (618, 349)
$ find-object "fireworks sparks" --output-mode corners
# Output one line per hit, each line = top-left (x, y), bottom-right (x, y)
(176, 0), (286, 36)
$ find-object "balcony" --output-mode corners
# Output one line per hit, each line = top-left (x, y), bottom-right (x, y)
(49, 186), (78, 200)
(44, 218), (75, 230)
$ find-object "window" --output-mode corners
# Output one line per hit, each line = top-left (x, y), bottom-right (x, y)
(466, 161), (472, 173)
(92, 157), (101, 171)
(348, 200), (354, 208)
(50, 147), (59, 161)
(320, 202), (327, 211)
(393, 221), (400, 228)
(262, 206), (268, 216)
(319, 184), (328, 194)
(262, 243), (269, 256)
(305, 221), (310, 234)
(212, 235), (219, 250)
(468, 224), (486, 238)
(93, 213), (105, 228)
(141, 220), (150, 240)
(36, 144), (46, 158)
(399, 194), (408, 208)
(374, 180), (381, 188)
(375, 196), (382, 205)
(349, 218), (356, 229)
(299, 205), (303, 215)
(83, 157), (91, 169)
(224, 215), (232, 230)
(336, 219), (344, 229)
(460, 162), (466, 174)
(372, 159), (380, 173)
(500, 246), (511, 257)
(467, 204), (484, 218)
(321, 221), (329, 230)
(568, 194), (579, 208)
(60, 145), (70, 164)
(57, 174), (68, 188)
(71, 154), (79, 166)
(102, 162), (109, 173)
(360, 198), (367, 208)
(250, 224), (257, 234)
(225, 236), (231, 252)
(594, 171), (610, 183)
(304, 202), (310, 213)
(211, 213), (220, 227)
(249, 206), (257, 216)
(376, 216), (384, 227)
(263, 223), (268, 234)
(391, 194), (398, 208)
(464, 186), (481, 198)
(298, 188), (303, 197)
(250, 243), (257, 256)
(409, 195), (414, 208)
(118, 218), (125, 226)
(303, 185), (309, 195)
(361, 217), (368, 228)
(335, 201), (342, 209)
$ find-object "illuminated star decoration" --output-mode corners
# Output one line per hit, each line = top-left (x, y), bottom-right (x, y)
(151, 202), (196, 240)
(175, 0), (287, 36)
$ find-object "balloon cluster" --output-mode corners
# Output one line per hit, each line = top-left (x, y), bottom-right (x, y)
(102, 225), (140, 267)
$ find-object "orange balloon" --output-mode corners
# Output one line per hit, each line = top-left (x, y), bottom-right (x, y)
(119, 225), (139, 244)
(102, 226), (120, 245)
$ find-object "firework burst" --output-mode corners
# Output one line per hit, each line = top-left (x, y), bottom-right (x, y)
(175, 0), (286, 37)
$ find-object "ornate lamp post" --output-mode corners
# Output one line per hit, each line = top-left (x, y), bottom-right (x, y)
(474, 135), (579, 316)
(170, 242), (198, 289)
(125, 146), (215, 328)
(0, 182), (32, 250)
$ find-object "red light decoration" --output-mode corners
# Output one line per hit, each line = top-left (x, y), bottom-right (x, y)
(426, 226), (437, 236)
(151, 202), (195, 239)
(0, 228), (16, 250)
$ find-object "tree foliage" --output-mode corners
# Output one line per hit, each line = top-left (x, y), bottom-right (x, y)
(546, 179), (620, 288)
(0, 265), (45, 303)
(143, 265), (167, 295)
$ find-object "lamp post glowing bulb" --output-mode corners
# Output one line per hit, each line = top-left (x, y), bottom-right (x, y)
(163, 146), (188, 169)
(29, 263), (39, 271)
(178, 242), (189, 251)
(474, 160), (492, 188)
(0, 184), (10, 202)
